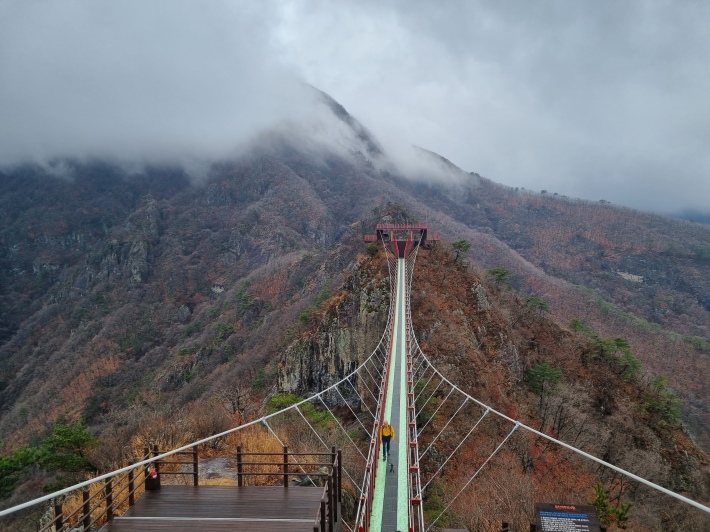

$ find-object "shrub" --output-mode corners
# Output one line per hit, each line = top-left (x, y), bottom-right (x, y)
(0, 417), (97, 498)
(299, 308), (311, 324)
(40, 418), (96, 472)
(487, 266), (511, 287)
(642, 375), (682, 427)
(527, 361), (562, 396)
(591, 482), (632, 529)
(589, 335), (643, 381)
(620, 351), (642, 381)
(266, 393), (303, 413)
(451, 240), (471, 263)
(298, 284), (331, 326)
(182, 321), (204, 338)
(526, 296), (549, 313)
(178, 345), (197, 356)
(214, 322), (234, 341)
(300, 402), (335, 430)
(252, 367), (273, 389)
(569, 319), (589, 333)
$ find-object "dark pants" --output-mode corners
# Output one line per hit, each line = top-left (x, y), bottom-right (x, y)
(382, 435), (391, 458)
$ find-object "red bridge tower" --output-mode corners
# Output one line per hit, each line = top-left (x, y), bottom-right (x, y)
(364, 223), (439, 258)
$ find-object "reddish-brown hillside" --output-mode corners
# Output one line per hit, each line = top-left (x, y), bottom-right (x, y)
(408, 244), (709, 530)
(0, 95), (708, 517)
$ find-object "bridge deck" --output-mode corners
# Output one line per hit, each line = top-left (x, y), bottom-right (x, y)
(100, 485), (325, 531)
(370, 258), (409, 531)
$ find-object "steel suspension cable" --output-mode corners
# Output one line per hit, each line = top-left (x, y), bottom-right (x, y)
(361, 362), (382, 393)
(416, 376), (443, 411)
(421, 408), (490, 492)
(426, 423), (520, 531)
(262, 419), (319, 489)
(414, 350), (710, 515)
(419, 396), (469, 459)
(414, 369), (436, 404)
(334, 386), (372, 439)
(412, 355), (428, 381)
(350, 371), (379, 408)
(317, 396), (367, 461)
(416, 386), (455, 437)
(346, 377), (376, 419)
(294, 405), (360, 491)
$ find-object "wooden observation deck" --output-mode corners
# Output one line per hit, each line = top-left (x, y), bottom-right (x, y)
(98, 447), (341, 531)
(34, 447), (343, 532)
(100, 485), (329, 531)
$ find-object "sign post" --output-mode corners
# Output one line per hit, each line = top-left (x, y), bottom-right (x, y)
(534, 503), (601, 532)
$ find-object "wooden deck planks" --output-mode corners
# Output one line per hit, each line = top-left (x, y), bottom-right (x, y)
(102, 518), (317, 531)
(100, 485), (326, 531)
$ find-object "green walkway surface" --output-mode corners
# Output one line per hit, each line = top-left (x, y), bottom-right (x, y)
(370, 258), (409, 531)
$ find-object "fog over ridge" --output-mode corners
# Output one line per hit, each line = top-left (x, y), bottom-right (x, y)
(2, 1), (710, 215)
(0, 2), (316, 164)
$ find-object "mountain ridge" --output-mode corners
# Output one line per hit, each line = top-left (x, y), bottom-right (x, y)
(1, 94), (709, 526)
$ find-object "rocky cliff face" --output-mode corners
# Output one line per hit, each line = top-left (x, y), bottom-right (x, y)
(278, 251), (390, 394)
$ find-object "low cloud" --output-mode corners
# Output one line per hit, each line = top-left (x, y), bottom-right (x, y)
(0, 2), (322, 166)
(276, 0), (710, 215)
(3, 2), (710, 215)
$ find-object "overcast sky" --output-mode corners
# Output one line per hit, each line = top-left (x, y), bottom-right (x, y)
(1, 1), (709, 215)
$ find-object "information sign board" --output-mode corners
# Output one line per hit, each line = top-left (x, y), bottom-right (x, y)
(534, 502), (601, 532)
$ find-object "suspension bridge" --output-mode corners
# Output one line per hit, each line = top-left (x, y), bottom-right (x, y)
(1, 223), (709, 531)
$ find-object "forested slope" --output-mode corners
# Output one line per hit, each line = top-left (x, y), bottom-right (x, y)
(1, 95), (709, 515)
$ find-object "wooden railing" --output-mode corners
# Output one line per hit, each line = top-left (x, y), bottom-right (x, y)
(154, 444), (199, 486)
(32, 444), (341, 532)
(39, 444), (199, 532)
(235, 445), (342, 532)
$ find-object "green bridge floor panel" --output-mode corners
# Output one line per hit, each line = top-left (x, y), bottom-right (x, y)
(371, 259), (409, 531)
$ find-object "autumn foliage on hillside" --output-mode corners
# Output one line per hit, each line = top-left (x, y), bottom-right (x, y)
(0, 120), (709, 525)
(407, 243), (709, 530)
(0, 156), (380, 510)
(382, 172), (710, 452)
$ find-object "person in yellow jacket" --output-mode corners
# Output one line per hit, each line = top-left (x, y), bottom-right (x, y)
(380, 420), (395, 460)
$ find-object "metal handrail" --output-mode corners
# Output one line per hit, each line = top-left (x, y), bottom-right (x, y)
(354, 239), (400, 531)
(403, 243), (426, 531)
(35, 448), (174, 531)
